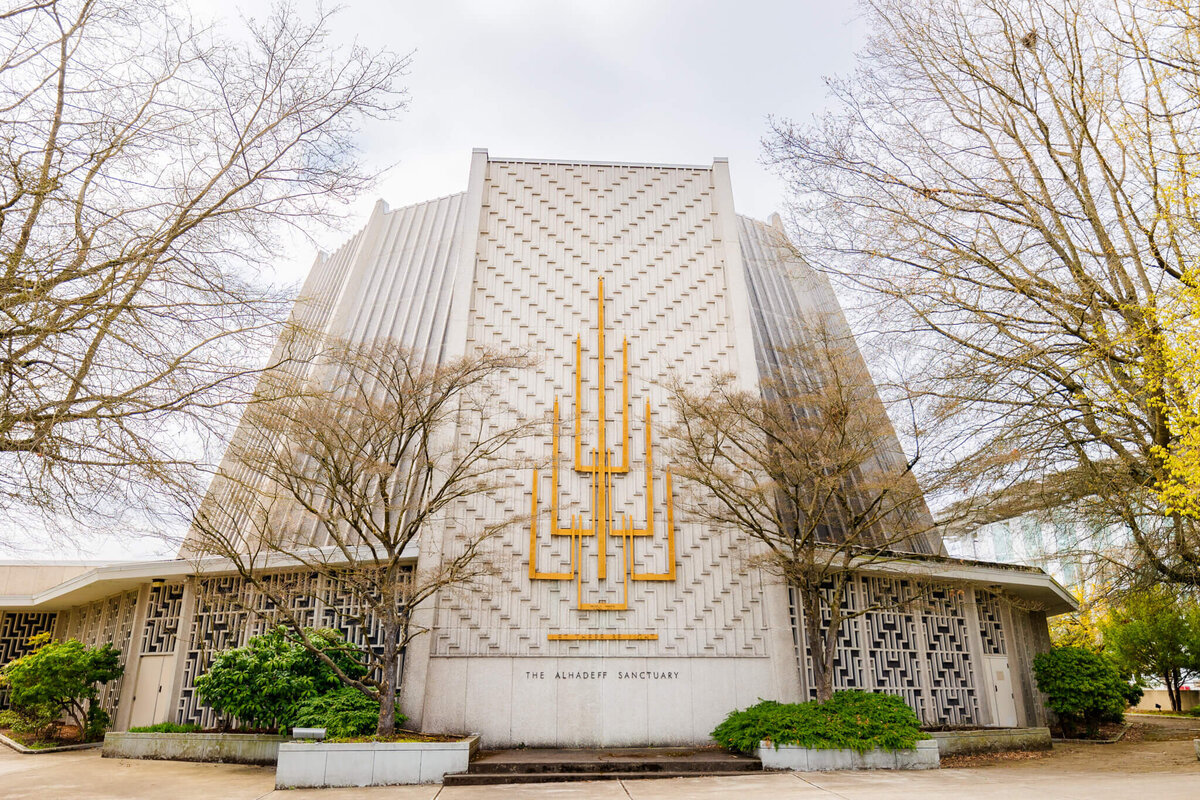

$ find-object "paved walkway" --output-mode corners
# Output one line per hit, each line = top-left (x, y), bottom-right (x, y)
(2, 718), (1198, 799)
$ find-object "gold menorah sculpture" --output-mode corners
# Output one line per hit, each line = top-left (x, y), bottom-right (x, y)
(529, 278), (676, 637)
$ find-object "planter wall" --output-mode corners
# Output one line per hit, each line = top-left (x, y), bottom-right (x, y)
(928, 727), (1052, 756)
(0, 733), (102, 754)
(275, 735), (480, 788)
(756, 738), (939, 771)
(102, 732), (286, 765)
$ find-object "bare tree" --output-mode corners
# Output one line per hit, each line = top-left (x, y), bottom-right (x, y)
(0, 0), (408, 537)
(766, 0), (1200, 587)
(187, 340), (535, 735)
(665, 322), (943, 701)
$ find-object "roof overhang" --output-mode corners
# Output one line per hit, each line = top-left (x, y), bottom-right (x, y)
(1, 547), (1077, 617)
(850, 553), (1078, 616)
(0, 544), (419, 612)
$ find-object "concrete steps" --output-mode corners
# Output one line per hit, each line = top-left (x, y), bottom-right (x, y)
(442, 746), (762, 786)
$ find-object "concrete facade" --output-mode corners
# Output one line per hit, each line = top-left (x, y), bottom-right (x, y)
(0, 153), (1076, 748)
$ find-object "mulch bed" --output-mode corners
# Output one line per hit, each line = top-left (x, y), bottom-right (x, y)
(1049, 721), (1128, 741)
(1, 725), (93, 750)
(941, 749), (1054, 768)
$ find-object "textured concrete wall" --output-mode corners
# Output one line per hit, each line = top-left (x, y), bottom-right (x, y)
(929, 727), (1052, 755)
(757, 739), (940, 770)
(412, 157), (801, 746)
(102, 732), (286, 765)
(275, 737), (478, 787)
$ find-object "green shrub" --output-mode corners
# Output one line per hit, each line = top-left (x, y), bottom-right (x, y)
(128, 722), (203, 733)
(711, 691), (928, 754)
(292, 687), (384, 739)
(1187, 706), (1200, 718)
(1115, 677), (1144, 718)
(0, 704), (61, 741)
(1032, 646), (1129, 737)
(0, 633), (123, 742)
(193, 627), (366, 732)
(84, 706), (110, 742)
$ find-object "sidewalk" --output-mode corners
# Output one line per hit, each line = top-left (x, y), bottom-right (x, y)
(1, 729), (1197, 799)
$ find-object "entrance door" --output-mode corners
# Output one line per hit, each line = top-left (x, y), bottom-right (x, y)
(985, 655), (1018, 727)
(127, 654), (176, 729)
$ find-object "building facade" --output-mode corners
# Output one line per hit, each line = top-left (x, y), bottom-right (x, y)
(0, 153), (1074, 746)
(943, 507), (1132, 593)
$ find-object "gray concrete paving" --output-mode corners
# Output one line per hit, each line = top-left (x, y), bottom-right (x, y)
(1, 728), (1198, 799)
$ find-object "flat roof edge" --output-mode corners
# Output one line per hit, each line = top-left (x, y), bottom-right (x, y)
(0, 544), (420, 611)
(486, 155), (714, 171)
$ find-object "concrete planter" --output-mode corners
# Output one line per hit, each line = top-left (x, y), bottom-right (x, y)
(928, 727), (1052, 755)
(102, 732), (286, 765)
(757, 738), (939, 771)
(274, 735), (480, 788)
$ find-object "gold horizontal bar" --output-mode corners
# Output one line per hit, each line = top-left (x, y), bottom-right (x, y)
(547, 633), (659, 641)
(578, 600), (628, 610)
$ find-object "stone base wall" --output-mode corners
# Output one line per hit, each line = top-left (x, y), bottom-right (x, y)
(757, 739), (940, 771)
(275, 736), (479, 788)
(928, 727), (1051, 755)
(102, 732), (286, 765)
(416, 655), (778, 748)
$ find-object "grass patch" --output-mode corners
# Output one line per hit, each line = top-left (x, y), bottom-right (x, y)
(127, 722), (203, 734)
(325, 730), (468, 744)
(713, 691), (929, 754)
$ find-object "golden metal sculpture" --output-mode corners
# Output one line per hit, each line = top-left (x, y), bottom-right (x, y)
(529, 278), (676, 639)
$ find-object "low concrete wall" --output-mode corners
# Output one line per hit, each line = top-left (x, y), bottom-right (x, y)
(0, 733), (102, 754)
(102, 732), (286, 765)
(756, 739), (939, 771)
(1133, 690), (1200, 713)
(275, 735), (479, 788)
(928, 727), (1052, 755)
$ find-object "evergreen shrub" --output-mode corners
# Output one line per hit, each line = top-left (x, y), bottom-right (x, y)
(292, 687), (384, 739)
(1032, 646), (1128, 737)
(193, 627), (365, 732)
(711, 691), (928, 754)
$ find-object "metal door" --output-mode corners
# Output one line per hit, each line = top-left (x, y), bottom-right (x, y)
(127, 654), (175, 728)
(985, 654), (1018, 727)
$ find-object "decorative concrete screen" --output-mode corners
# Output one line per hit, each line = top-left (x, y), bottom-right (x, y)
(791, 578), (1012, 725)
(176, 571), (407, 728)
(56, 590), (140, 716)
(141, 582), (185, 655)
(0, 611), (57, 707)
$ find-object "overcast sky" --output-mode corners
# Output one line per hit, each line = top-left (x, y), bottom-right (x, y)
(17, 1), (867, 561)
(211, 0), (867, 280)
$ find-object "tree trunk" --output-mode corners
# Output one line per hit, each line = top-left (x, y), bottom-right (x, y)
(1169, 669), (1182, 713)
(801, 589), (834, 703)
(376, 615), (401, 736)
